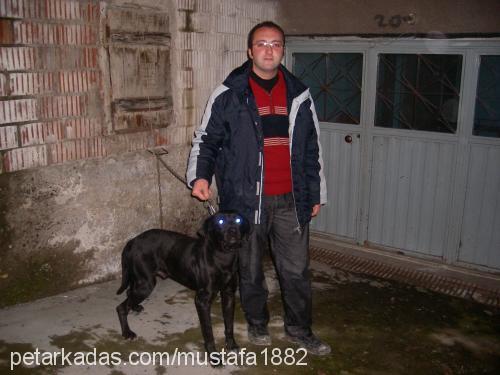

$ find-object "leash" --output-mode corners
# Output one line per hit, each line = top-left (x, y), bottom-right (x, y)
(147, 148), (217, 216)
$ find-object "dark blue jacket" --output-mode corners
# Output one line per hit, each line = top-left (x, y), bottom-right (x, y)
(187, 60), (327, 228)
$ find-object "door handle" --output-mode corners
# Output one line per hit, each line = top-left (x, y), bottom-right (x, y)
(345, 135), (353, 143)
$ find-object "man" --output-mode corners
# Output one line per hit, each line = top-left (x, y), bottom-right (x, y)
(186, 21), (330, 355)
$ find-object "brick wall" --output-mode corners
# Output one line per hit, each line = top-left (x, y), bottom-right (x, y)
(0, 0), (280, 174)
(0, 0), (175, 173)
(0, 0), (104, 172)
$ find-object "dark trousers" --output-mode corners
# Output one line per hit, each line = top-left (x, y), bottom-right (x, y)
(238, 193), (312, 337)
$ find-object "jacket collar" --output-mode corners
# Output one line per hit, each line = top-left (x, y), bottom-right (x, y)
(223, 60), (307, 99)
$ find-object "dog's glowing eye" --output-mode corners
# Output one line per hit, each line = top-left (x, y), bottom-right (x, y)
(218, 218), (225, 225)
(235, 217), (241, 224)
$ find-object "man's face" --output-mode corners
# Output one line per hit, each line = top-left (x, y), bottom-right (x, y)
(248, 27), (284, 78)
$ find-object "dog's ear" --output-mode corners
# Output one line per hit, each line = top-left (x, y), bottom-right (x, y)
(239, 214), (252, 240)
(197, 215), (215, 238)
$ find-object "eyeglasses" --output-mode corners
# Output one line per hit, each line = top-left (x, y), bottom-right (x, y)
(253, 41), (284, 49)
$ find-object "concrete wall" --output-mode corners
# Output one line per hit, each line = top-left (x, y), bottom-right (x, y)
(279, 0), (500, 36)
(174, 0), (278, 139)
(0, 0), (278, 307)
(0, 146), (199, 306)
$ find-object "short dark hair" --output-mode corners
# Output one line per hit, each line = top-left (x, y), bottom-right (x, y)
(247, 21), (285, 49)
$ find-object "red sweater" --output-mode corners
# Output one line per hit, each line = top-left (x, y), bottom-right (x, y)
(249, 70), (292, 196)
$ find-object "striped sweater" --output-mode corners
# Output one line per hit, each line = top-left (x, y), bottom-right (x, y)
(249, 70), (292, 196)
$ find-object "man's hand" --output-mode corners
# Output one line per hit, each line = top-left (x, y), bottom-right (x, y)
(191, 179), (211, 201)
(311, 204), (321, 217)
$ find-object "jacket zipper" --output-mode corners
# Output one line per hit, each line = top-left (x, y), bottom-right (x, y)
(289, 101), (302, 234)
(258, 150), (263, 224)
(247, 95), (263, 225)
(289, 151), (302, 234)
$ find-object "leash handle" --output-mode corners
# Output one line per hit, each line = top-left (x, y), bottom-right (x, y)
(204, 199), (217, 216)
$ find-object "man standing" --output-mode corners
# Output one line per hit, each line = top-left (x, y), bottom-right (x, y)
(187, 21), (330, 355)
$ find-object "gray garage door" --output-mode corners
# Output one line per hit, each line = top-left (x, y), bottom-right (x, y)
(287, 39), (500, 271)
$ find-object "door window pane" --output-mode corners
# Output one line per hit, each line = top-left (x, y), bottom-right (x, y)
(292, 53), (363, 124)
(473, 55), (500, 138)
(375, 54), (462, 133)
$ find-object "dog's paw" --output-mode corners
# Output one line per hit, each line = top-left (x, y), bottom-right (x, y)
(122, 330), (137, 340)
(208, 353), (224, 368)
(225, 340), (240, 353)
(205, 345), (224, 368)
(131, 304), (144, 313)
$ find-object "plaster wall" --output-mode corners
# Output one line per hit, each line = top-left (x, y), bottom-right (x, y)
(278, 0), (500, 36)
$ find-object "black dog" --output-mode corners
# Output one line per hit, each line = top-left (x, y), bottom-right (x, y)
(116, 211), (250, 355)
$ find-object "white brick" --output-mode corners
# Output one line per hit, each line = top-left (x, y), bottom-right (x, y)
(197, 0), (212, 13)
(10, 73), (50, 96)
(65, 118), (101, 139)
(221, 0), (238, 16)
(19, 121), (65, 146)
(179, 69), (194, 89)
(0, 47), (35, 71)
(3, 145), (47, 172)
(38, 95), (86, 119)
(50, 138), (92, 163)
(0, 74), (7, 96)
(14, 21), (96, 45)
(217, 15), (239, 33)
(191, 12), (212, 32)
(0, 0), (26, 18)
(177, 32), (193, 49)
(0, 125), (18, 150)
(0, 99), (37, 124)
(177, 0), (196, 11)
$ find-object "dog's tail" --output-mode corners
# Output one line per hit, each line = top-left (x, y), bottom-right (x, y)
(116, 240), (133, 295)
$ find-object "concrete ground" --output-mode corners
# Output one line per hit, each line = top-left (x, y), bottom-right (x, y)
(1, 258), (499, 375)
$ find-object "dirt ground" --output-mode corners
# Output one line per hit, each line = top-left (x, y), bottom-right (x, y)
(1, 258), (499, 374)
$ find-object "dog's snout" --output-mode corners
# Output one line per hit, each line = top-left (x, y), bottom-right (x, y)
(223, 225), (242, 245)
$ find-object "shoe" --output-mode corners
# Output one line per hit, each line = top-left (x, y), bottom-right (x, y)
(248, 325), (271, 346)
(285, 332), (331, 356)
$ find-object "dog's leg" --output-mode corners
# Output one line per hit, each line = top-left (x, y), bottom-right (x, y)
(116, 298), (136, 340)
(131, 304), (144, 313)
(194, 290), (218, 355)
(117, 278), (155, 340)
(221, 277), (239, 351)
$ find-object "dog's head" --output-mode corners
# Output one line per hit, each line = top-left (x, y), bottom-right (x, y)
(202, 211), (251, 250)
